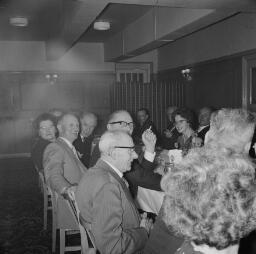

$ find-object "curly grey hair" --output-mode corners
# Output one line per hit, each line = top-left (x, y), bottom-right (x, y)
(161, 146), (256, 249)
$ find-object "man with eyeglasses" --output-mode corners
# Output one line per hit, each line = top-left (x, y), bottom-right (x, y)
(76, 130), (153, 254)
(90, 110), (162, 197)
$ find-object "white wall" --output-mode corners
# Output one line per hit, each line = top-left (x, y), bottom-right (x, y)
(122, 49), (158, 73)
(158, 13), (256, 71)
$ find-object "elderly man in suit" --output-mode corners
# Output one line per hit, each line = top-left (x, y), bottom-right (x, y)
(90, 110), (162, 197)
(43, 113), (87, 228)
(76, 130), (153, 254)
(73, 112), (97, 167)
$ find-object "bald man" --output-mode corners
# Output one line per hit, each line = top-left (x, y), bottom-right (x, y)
(43, 113), (87, 229)
(73, 112), (97, 167)
(76, 130), (151, 254)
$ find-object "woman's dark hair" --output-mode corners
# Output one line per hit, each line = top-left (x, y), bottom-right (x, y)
(173, 107), (197, 130)
(33, 113), (57, 132)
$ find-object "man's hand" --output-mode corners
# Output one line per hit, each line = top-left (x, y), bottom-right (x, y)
(142, 127), (156, 154)
(140, 212), (153, 234)
(61, 184), (77, 200)
(164, 129), (173, 138)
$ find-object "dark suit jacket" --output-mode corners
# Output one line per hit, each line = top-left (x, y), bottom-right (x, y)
(132, 119), (159, 146)
(143, 196), (184, 254)
(73, 134), (93, 168)
(125, 158), (162, 198)
(249, 127), (256, 158)
(31, 137), (51, 172)
(197, 125), (210, 143)
(43, 137), (87, 229)
(76, 159), (148, 254)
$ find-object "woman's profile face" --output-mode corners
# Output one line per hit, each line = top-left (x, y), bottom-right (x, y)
(175, 114), (190, 134)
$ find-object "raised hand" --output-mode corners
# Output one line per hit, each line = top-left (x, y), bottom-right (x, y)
(142, 127), (156, 154)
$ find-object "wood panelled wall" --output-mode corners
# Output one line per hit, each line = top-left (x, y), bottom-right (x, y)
(0, 72), (114, 156)
(110, 80), (186, 132)
(158, 56), (243, 111)
(110, 56), (243, 136)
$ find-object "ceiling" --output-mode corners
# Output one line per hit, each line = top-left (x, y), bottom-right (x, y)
(0, 0), (256, 61)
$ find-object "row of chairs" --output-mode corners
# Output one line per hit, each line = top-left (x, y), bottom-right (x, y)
(37, 167), (97, 254)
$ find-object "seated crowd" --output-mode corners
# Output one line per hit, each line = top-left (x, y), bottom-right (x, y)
(31, 106), (256, 254)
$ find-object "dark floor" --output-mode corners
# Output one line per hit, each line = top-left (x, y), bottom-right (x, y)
(0, 158), (52, 254)
(0, 157), (255, 254)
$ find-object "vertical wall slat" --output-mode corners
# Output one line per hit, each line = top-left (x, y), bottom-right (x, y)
(111, 79), (185, 133)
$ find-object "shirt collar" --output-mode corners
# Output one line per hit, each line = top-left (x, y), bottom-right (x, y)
(80, 134), (85, 141)
(198, 125), (209, 132)
(102, 158), (123, 178)
(59, 137), (74, 149)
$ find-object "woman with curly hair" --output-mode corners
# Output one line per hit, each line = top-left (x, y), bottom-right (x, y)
(160, 108), (256, 254)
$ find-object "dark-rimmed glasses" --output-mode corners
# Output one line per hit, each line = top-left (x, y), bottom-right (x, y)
(114, 146), (135, 153)
(109, 121), (134, 127)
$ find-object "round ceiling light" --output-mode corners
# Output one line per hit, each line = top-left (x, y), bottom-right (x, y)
(93, 21), (110, 31)
(9, 16), (28, 27)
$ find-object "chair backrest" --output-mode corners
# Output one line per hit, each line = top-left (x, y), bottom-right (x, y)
(67, 190), (97, 254)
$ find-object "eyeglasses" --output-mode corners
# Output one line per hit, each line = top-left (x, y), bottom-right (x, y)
(109, 121), (134, 127)
(114, 146), (135, 153)
(40, 125), (55, 131)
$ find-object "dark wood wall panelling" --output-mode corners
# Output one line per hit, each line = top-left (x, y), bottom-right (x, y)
(111, 56), (243, 137)
(158, 56), (243, 111)
(110, 80), (185, 133)
(0, 72), (114, 156)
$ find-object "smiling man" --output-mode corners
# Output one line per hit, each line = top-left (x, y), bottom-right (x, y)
(76, 130), (152, 254)
(43, 113), (87, 196)
(43, 113), (87, 229)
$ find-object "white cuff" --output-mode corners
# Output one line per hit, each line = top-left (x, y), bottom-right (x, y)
(144, 151), (156, 162)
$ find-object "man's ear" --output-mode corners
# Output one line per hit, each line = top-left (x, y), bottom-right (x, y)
(109, 147), (117, 159)
(107, 124), (111, 131)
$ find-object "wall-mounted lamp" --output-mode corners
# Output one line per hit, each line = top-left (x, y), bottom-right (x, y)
(45, 73), (58, 85)
(181, 68), (192, 81)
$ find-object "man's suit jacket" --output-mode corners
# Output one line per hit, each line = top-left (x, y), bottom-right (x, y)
(76, 159), (148, 254)
(43, 137), (87, 229)
(125, 158), (162, 198)
(197, 125), (210, 143)
(132, 119), (159, 146)
(73, 134), (93, 168)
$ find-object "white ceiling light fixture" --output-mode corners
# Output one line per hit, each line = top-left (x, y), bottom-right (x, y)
(93, 21), (110, 31)
(9, 16), (28, 27)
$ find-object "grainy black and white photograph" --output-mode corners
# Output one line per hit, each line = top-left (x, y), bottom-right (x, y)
(1, 0), (256, 254)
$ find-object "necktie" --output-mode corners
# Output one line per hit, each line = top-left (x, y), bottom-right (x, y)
(71, 146), (79, 159)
